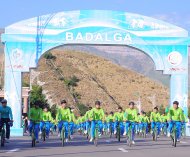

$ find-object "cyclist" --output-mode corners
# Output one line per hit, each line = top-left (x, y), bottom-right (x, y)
(138, 111), (145, 134)
(69, 107), (76, 139)
(123, 101), (138, 145)
(89, 100), (105, 142)
(167, 101), (183, 142)
(114, 107), (124, 135)
(181, 110), (188, 136)
(0, 99), (13, 142)
(40, 106), (53, 139)
(84, 107), (92, 135)
(76, 114), (83, 132)
(143, 112), (150, 134)
(103, 112), (108, 133)
(150, 107), (161, 138)
(29, 101), (42, 143)
(160, 112), (168, 135)
(56, 100), (71, 142)
(107, 111), (114, 133)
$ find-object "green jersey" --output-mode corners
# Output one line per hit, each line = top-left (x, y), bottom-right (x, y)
(114, 112), (124, 121)
(29, 107), (42, 122)
(70, 112), (76, 123)
(106, 115), (114, 122)
(84, 110), (91, 121)
(144, 116), (150, 123)
(124, 108), (138, 122)
(160, 115), (167, 122)
(89, 108), (105, 121)
(76, 116), (85, 124)
(168, 107), (183, 122)
(56, 107), (71, 122)
(138, 115), (145, 123)
(41, 111), (52, 122)
(150, 112), (161, 122)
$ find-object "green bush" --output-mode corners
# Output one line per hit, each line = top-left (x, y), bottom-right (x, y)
(64, 76), (80, 87)
(44, 52), (56, 60)
(77, 103), (88, 116)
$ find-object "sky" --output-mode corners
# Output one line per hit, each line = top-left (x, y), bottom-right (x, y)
(0, 0), (190, 32)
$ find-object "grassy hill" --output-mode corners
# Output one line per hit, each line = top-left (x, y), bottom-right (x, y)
(34, 49), (169, 113)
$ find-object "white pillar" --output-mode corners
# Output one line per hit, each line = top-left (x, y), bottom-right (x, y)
(4, 70), (23, 136)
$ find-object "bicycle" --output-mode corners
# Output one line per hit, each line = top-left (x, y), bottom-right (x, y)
(126, 122), (133, 147)
(0, 121), (13, 147)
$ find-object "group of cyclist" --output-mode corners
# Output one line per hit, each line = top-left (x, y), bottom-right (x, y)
(27, 99), (188, 145)
(0, 98), (188, 146)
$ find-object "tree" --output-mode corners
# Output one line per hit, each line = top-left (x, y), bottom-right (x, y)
(30, 85), (49, 109)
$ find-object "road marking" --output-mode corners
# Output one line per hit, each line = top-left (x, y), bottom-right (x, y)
(180, 141), (187, 144)
(118, 148), (128, 153)
(6, 148), (20, 153)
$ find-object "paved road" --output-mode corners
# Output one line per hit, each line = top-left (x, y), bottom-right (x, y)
(0, 134), (190, 157)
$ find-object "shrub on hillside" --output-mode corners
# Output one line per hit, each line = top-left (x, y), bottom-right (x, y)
(64, 76), (80, 87)
(77, 103), (88, 116)
(44, 52), (56, 60)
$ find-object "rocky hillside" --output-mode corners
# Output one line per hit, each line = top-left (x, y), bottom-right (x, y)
(34, 49), (169, 113)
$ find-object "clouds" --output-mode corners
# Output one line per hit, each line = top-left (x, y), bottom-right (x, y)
(152, 12), (190, 32)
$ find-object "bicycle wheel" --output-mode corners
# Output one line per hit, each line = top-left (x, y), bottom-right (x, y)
(0, 129), (5, 147)
(109, 125), (112, 138)
(87, 127), (90, 140)
(155, 127), (158, 141)
(31, 130), (36, 147)
(128, 127), (132, 147)
(94, 127), (98, 147)
(173, 129), (177, 147)
(61, 127), (65, 147)
(152, 130), (155, 141)
(143, 127), (146, 138)
(42, 128), (46, 142)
